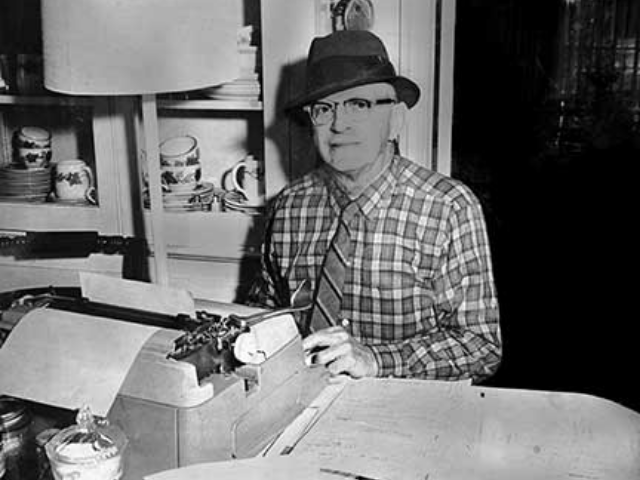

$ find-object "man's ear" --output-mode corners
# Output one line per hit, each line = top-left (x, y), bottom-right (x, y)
(389, 101), (408, 141)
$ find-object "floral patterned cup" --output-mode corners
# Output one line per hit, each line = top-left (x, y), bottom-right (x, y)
(223, 154), (263, 205)
(15, 126), (52, 169)
(159, 135), (201, 192)
(17, 147), (52, 169)
(54, 159), (96, 204)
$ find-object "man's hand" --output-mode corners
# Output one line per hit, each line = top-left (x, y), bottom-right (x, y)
(302, 326), (378, 378)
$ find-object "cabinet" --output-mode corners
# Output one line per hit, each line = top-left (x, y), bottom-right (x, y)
(0, 0), (455, 302)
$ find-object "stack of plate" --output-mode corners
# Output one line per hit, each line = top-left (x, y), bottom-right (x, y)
(0, 165), (52, 202)
(201, 76), (261, 102)
(222, 190), (264, 215)
(144, 182), (215, 212)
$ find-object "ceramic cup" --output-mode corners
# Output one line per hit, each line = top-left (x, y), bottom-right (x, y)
(17, 146), (52, 169)
(238, 45), (258, 78)
(54, 159), (96, 204)
(15, 126), (52, 169)
(159, 135), (201, 192)
(223, 154), (263, 205)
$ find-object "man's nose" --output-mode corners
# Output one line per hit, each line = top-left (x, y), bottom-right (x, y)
(330, 104), (350, 131)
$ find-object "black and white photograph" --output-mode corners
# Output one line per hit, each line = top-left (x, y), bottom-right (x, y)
(0, 0), (638, 479)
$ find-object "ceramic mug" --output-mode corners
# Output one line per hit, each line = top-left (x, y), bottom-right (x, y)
(17, 147), (52, 169)
(54, 159), (96, 204)
(224, 155), (263, 205)
(159, 135), (201, 192)
(14, 126), (52, 169)
(238, 45), (258, 78)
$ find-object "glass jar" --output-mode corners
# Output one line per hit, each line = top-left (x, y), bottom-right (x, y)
(0, 396), (36, 480)
(45, 406), (127, 480)
(35, 429), (60, 480)
(1, 438), (6, 479)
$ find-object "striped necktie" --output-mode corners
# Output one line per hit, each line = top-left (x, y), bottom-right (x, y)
(308, 201), (359, 333)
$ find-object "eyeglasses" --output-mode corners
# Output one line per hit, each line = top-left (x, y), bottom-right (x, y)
(304, 97), (397, 126)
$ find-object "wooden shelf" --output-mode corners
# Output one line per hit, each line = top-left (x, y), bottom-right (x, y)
(157, 98), (262, 111)
(0, 94), (95, 107)
(0, 95), (262, 111)
(0, 201), (102, 231)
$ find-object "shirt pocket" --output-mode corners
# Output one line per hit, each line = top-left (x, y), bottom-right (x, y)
(364, 242), (420, 299)
(363, 241), (438, 311)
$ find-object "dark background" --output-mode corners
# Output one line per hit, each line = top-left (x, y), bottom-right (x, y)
(453, 0), (639, 411)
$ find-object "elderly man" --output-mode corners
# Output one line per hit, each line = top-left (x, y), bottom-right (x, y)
(248, 30), (501, 383)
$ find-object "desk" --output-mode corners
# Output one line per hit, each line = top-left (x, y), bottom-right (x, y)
(273, 378), (640, 480)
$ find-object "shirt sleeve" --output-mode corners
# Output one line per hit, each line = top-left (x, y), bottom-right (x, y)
(368, 197), (502, 383)
(244, 202), (288, 309)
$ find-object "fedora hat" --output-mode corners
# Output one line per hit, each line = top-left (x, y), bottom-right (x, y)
(286, 30), (421, 111)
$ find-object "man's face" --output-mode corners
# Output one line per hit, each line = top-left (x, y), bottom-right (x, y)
(309, 83), (399, 174)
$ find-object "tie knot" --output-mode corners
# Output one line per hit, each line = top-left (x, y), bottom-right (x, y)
(341, 201), (359, 225)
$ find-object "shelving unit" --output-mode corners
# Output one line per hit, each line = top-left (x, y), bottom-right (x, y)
(0, 0), (456, 302)
(0, 96), (130, 226)
(0, 94), (130, 233)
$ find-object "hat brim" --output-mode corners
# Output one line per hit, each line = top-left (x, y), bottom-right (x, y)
(285, 75), (420, 112)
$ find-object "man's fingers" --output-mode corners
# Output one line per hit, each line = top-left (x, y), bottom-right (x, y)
(313, 341), (351, 366)
(326, 355), (355, 376)
(302, 326), (349, 351)
(301, 325), (377, 378)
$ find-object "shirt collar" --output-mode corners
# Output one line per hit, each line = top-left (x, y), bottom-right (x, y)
(320, 155), (399, 218)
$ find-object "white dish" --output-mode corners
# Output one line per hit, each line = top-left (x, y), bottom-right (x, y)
(143, 181), (215, 212)
(164, 181), (214, 199)
(51, 198), (94, 205)
(223, 196), (265, 215)
(224, 197), (264, 209)
(0, 194), (48, 202)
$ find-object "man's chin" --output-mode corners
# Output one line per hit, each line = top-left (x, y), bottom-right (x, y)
(325, 151), (368, 171)
(325, 158), (367, 175)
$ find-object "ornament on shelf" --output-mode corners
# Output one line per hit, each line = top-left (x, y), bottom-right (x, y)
(332, 0), (375, 32)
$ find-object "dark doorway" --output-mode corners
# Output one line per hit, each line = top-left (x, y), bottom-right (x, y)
(453, 0), (640, 411)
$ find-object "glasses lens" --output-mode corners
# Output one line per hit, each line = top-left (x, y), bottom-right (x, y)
(307, 98), (392, 125)
(310, 102), (333, 124)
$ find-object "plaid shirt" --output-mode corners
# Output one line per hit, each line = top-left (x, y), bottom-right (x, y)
(248, 156), (501, 382)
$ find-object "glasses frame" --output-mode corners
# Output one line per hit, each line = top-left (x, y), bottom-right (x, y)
(304, 97), (397, 126)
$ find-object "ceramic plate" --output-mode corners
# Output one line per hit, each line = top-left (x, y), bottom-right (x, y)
(0, 193), (48, 202)
(144, 181), (215, 212)
(50, 198), (94, 206)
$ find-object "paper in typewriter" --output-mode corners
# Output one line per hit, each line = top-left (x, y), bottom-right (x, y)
(0, 308), (158, 417)
(80, 272), (196, 317)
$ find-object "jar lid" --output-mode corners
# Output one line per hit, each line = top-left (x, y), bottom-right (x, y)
(159, 135), (198, 157)
(19, 126), (51, 142)
(0, 396), (29, 430)
(45, 406), (126, 465)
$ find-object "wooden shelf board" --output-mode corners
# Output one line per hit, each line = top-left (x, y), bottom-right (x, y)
(0, 202), (102, 230)
(157, 99), (262, 111)
(0, 94), (95, 107)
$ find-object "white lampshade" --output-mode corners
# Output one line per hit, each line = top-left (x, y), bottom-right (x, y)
(42, 0), (240, 95)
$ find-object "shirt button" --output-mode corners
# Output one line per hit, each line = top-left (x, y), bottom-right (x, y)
(341, 318), (350, 328)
